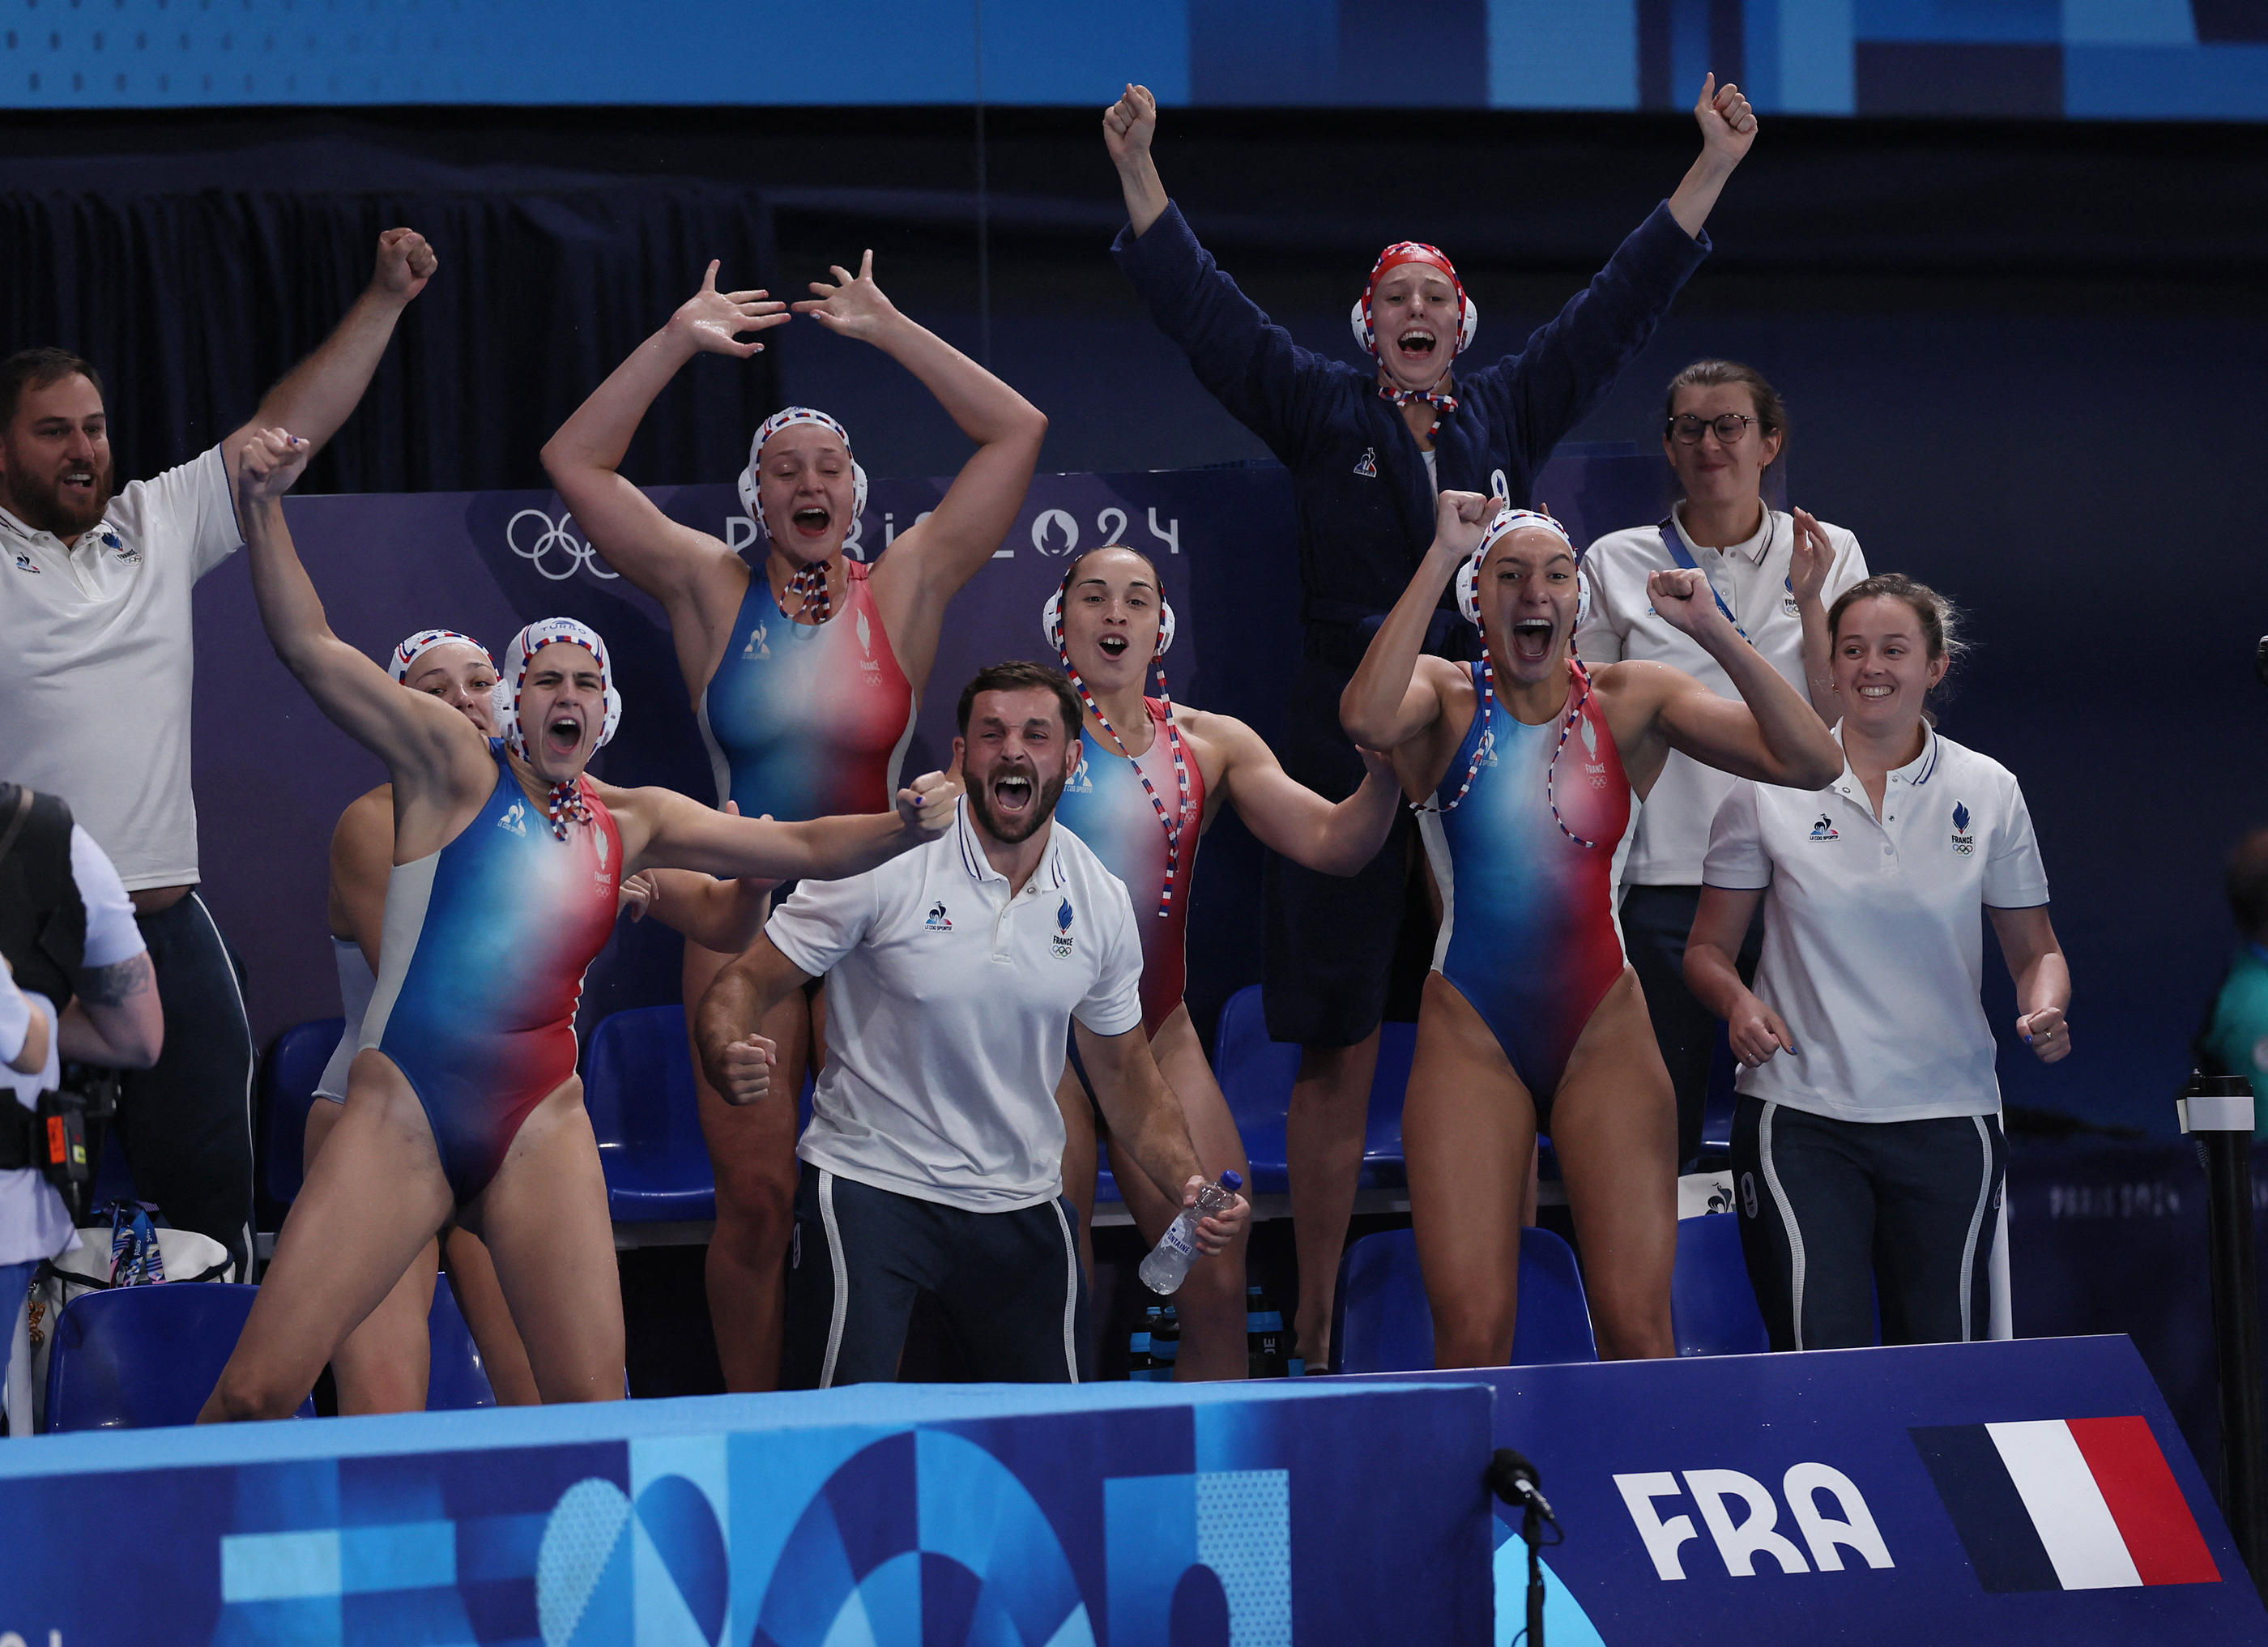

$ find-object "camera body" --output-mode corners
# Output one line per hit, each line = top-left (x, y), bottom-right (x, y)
(4, 1062), (120, 1222)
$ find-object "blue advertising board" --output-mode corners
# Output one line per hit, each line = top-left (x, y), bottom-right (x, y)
(1357, 1335), (2268, 1645)
(0, 1379), (1495, 1645)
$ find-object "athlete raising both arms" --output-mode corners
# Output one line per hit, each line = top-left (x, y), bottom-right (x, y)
(310, 628), (772, 1414)
(202, 429), (954, 1422)
(1340, 492), (1839, 1365)
(542, 250), (1045, 1391)
(1105, 74), (1755, 1369)
(1047, 546), (1401, 1379)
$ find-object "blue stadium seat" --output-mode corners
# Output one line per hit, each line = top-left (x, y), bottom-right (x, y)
(1672, 1211), (1770, 1357)
(44, 1283), (314, 1430)
(1213, 985), (1417, 1195)
(584, 1005), (717, 1222)
(1330, 1225), (1597, 1373)
(258, 1016), (347, 1212)
(424, 1272), (499, 1411)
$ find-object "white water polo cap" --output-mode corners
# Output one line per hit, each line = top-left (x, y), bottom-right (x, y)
(737, 406), (869, 535)
(1458, 508), (1580, 629)
(388, 628), (493, 685)
(497, 617), (624, 757)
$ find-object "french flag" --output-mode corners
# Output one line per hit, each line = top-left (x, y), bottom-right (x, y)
(1912, 1417), (2221, 1593)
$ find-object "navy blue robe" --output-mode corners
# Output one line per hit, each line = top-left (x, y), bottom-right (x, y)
(1112, 198), (1710, 1046)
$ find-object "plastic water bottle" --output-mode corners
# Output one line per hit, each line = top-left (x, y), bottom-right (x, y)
(1139, 1170), (1244, 1295)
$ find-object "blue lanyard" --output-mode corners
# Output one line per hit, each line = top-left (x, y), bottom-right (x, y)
(1657, 518), (1791, 642)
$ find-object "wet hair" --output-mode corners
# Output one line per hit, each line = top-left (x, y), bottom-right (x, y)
(2229, 828), (2268, 940)
(957, 659), (1083, 741)
(0, 348), (104, 429)
(1663, 359), (1788, 473)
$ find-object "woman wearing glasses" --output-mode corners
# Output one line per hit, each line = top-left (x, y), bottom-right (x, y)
(1575, 361), (1868, 1169)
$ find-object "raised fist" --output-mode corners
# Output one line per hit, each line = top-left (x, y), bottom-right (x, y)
(236, 426), (311, 506)
(1103, 83), (1157, 167)
(1694, 73), (1758, 167)
(373, 228), (438, 303)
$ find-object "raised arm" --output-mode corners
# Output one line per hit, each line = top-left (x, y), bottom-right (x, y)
(808, 253), (1047, 671)
(1103, 83), (1170, 237)
(1786, 508), (1840, 720)
(1073, 1019), (1249, 1251)
(1667, 75), (1759, 240)
(623, 772), (957, 881)
(1211, 717), (1401, 877)
(1989, 904), (2074, 1065)
(541, 262), (787, 628)
(1341, 491), (1492, 756)
(234, 429), (492, 788)
(1639, 568), (1843, 789)
(1481, 79), (1742, 474)
(1105, 89), (1337, 465)
(694, 939), (805, 1106)
(223, 229), (437, 463)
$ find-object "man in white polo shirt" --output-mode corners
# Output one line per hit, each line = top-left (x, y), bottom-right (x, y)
(696, 660), (1251, 1386)
(0, 227), (438, 1275)
(1577, 359), (1866, 1168)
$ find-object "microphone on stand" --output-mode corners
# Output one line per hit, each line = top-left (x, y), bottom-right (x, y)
(1487, 1448), (1560, 1647)
(1487, 1447), (1559, 1527)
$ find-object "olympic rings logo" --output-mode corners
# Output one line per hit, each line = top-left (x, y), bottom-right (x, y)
(507, 509), (620, 582)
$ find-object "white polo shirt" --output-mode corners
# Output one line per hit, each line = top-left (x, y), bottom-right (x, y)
(0, 446), (242, 890)
(767, 798), (1145, 1213)
(1579, 503), (1867, 885)
(1703, 726), (2049, 1124)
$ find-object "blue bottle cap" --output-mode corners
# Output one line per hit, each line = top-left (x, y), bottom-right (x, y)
(1221, 1169), (1243, 1192)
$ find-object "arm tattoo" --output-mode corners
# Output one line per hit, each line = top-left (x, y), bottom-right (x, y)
(76, 953), (156, 1008)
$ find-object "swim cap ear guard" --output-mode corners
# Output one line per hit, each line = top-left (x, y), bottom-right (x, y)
(1352, 241), (1480, 359)
(737, 406), (869, 540)
(1042, 563), (1174, 659)
(1458, 508), (1588, 632)
(497, 617), (625, 757)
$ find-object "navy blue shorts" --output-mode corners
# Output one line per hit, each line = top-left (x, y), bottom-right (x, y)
(784, 1163), (1091, 1387)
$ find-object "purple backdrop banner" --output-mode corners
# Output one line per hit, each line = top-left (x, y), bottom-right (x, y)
(185, 454), (1670, 1050)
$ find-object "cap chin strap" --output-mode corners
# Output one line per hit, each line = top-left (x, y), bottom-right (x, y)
(542, 775), (596, 843)
(1379, 376), (1458, 416)
(785, 561), (834, 623)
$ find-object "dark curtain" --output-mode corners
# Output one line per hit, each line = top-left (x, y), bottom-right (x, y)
(0, 139), (782, 493)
